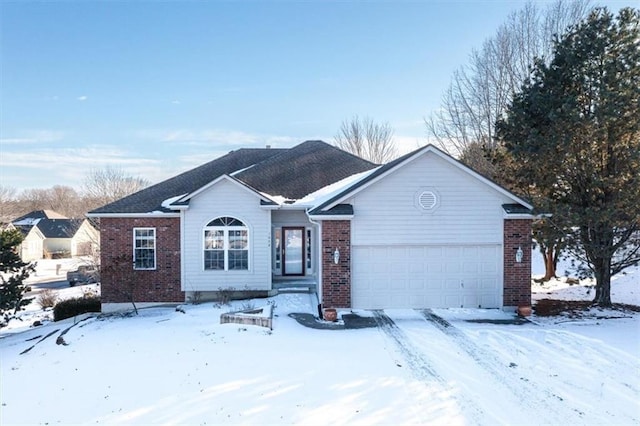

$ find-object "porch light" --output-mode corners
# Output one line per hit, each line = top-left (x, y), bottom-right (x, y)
(333, 248), (340, 264)
(515, 246), (524, 263)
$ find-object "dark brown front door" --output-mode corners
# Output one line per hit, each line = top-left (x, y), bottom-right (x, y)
(282, 227), (305, 276)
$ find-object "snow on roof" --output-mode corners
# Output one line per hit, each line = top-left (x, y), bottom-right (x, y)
(12, 218), (42, 226)
(230, 164), (256, 176)
(161, 194), (187, 209)
(292, 167), (381, 209)
(259, 193), (291, 205)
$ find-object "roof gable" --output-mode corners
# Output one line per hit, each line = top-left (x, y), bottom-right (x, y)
(36, 219), (85, 238)
(170, 175), (277, 208)
(310, 144), (533, 214)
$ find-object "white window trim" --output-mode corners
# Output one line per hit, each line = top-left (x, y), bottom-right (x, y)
(133, 227), (156, 270)
(203, 218), (250, 272)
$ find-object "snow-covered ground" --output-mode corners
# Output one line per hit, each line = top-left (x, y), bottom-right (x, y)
(0, 253), (638, 425)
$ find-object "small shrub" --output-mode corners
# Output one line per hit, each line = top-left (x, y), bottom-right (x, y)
(53, 296), (101, 321)
(188, 291), (203, 305)
(37, 289), (58, 309)
(241, 301), (255, 311)
(217, 287), (234, 305)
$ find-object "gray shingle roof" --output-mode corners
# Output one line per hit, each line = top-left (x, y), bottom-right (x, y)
(12, 210), (67, 223)
(89, 147), (286, 214)
(36, 219), (85, 238)
(89, 141), (376, 215)
(236, 140), (376, 200)
(502, 204), (533, 215)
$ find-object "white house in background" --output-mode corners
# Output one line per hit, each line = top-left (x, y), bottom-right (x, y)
(11, 210), (99, 260)
(9, 223), (46, 262)
(89, 140), (534, 314)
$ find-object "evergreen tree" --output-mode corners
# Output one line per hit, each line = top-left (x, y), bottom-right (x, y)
(496, 7), (640, 306)
(0, 228), (35, 326)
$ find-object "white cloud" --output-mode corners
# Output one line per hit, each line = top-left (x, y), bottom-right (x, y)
(171, 100), (181, 105)
(0, 130), (65, 145)
(0, 145), (160, 190)
(135, 128), (301, 149)
(77, 96), (88, 101)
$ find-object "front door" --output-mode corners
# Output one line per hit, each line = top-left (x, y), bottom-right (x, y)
(282, 227), (305, 276)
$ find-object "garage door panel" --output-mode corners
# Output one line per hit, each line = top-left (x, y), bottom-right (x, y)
(352, 244), (502, 309)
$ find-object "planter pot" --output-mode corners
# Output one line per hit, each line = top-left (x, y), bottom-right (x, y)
(323, 308), (338, 322)
(517, 305), (532, 317)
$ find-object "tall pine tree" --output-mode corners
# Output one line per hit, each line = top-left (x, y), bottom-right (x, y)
(0, 228), (35, 326)
(497, 7), (640, 306)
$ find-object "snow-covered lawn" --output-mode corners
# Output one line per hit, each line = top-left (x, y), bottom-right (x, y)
(0, 254), (638, 425)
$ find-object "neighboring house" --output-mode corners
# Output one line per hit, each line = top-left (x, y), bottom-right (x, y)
(14, 224), (47, 262)
(89, 140), (533, 313)
(11, 211), (99, 260)
(37, 219), (99, 258)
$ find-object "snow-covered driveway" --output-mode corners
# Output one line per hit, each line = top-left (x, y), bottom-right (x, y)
(375, 309), (639, 425)
(1, 293), (638, 425)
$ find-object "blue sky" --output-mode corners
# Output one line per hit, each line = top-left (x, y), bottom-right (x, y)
(0, 1), (631, 191)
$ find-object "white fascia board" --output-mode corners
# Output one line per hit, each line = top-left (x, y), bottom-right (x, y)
(308, 215), (354, 221)
(503, 213), (535, 219)
(259, 204), (281, 211)
(86, 212), (181, 218)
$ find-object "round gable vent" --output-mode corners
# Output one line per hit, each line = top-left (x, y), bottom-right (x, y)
(419, 191), (437, 210)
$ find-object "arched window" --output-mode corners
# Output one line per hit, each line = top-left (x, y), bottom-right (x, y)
(204, 217), (249, 271)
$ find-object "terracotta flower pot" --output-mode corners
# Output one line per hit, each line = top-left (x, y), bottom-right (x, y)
(323, 308), (338, 322)
(517, 305), (532, 317)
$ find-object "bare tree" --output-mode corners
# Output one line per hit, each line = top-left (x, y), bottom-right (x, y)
(334, 115), (397, 164)
(426, 0), (591, 176)
(101, 254), (138, 315)
(16, 185), (83, 218)
(0, 186), (20, 225)
(82, 166), (149, 209)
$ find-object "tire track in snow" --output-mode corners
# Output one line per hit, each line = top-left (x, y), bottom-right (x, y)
(418, 309), (597, 424)
(372, 310), (489, 425)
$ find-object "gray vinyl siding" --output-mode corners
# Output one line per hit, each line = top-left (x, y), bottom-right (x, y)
(181, 179), (271, 291)
(272, 209), (310, 226)
(351, 152), (514, 246)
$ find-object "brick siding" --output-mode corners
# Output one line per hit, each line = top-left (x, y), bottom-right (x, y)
(321, 220), (351, 308)
(100, 217), (183, 303)
(503, 219), (532, 307)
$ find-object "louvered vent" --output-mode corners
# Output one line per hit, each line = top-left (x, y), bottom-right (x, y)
(419, 191), (437, 210)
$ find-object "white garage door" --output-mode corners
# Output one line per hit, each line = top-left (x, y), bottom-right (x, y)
(352, 245), (502, 309)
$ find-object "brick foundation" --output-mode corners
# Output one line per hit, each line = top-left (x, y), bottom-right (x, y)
(321, 220), (351, 308)
(100, 217), (183, 303)
(503, 219), (532, 308)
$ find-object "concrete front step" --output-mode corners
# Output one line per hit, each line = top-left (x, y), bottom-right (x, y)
(273, 281), (317, 294)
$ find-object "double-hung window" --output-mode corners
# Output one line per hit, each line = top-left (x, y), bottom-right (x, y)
(133, 228), (156, 270)
(204, 217), (249, 271)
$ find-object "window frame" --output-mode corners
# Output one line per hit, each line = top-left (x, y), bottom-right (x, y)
(133, 227), (156, 270)
(203, 217), (250, 271)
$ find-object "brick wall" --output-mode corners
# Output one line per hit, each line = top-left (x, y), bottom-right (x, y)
(503, 219), (532, 307)
(100, 217), (183, 303)
(321, 220), (351, 308)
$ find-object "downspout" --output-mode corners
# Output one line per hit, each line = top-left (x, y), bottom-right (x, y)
(180, 209), (186, 302)
(305, 209), (323, 318)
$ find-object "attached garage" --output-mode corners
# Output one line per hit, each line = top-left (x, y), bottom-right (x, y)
(351, 244), (502, 309)
(312, 144), (534, 311)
